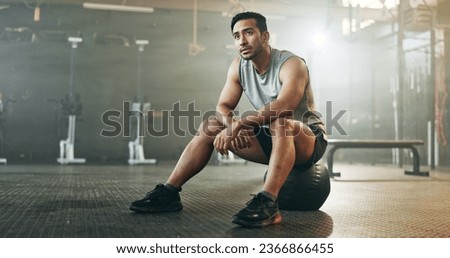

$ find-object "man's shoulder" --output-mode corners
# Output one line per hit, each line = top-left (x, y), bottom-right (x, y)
(272, 49), (307, 68)
(273, 48), (305, 62)
(273, 48), (295, 56)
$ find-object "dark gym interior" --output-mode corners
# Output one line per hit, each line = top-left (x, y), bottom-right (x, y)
(0, 0), (450, 239)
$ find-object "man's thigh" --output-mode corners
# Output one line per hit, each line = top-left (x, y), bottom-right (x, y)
(229, 128), (270, 165)
(251, 120), (317, 166)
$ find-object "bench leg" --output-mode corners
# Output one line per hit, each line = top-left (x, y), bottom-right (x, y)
(404, 147), (429, 177)
(326, 147), (341, 179)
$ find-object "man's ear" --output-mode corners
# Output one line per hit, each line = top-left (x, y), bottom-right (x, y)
(262, 31), (270, 44)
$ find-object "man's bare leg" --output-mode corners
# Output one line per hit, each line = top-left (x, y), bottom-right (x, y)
(166, 118), (224, 188)
(129, 118), (225, 213)
(263, 118), (315, 197)
(232, 118), (315, 227)
(165, 140), (213, 187)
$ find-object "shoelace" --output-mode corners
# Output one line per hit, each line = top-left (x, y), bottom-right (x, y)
(246, 193), (266, 208)
(145, 184), (165, 199)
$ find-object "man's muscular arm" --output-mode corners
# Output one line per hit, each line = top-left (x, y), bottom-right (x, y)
(213, 58), (253, 155)
(213, 56), (309, 155)
(235, 56), (309, 131)
(215, 57), (242, 128)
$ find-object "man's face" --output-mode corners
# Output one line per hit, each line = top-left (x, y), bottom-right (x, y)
(232, 18), (267, 60)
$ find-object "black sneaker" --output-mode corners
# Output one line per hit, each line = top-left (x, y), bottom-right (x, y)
(129, 184), (183, 213)
(232, 193), (282, 227)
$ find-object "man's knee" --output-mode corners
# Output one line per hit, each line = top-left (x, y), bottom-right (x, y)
(269, 118), (295, 137)
(199, 116), (224, 137)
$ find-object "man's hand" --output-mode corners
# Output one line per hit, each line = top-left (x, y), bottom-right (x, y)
(230, 129), (253, 151)
(213, 119), (250, 155)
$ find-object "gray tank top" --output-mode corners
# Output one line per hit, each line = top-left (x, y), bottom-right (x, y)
(239, 48), (322, 126)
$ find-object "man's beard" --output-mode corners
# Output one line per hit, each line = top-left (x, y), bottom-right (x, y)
(239, 44), (264, 60)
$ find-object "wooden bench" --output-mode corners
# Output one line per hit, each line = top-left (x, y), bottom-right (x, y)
(326, 139), (429, 178)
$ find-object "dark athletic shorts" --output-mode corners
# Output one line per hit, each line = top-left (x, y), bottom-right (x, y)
(253, 123), (328, 170)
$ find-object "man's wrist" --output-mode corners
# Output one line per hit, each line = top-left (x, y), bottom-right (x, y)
(232, 118), (245, 130)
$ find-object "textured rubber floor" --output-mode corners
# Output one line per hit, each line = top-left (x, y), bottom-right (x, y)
(0, 162), (448, 238)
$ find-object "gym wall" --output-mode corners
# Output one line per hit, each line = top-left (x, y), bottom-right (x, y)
(0, 3), (448, 165)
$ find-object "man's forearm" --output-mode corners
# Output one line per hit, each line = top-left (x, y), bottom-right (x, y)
(216, 104), (236, 128)
(239, 100), (294, 129)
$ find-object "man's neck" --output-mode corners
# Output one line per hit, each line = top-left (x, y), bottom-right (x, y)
(252, 46), (271, 75)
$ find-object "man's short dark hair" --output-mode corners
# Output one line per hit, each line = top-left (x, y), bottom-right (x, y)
(231, 12), (267, 33)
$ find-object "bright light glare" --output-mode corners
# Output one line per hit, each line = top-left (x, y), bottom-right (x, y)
(342, 0), (398, 9)
(313, 33), (327, 47)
